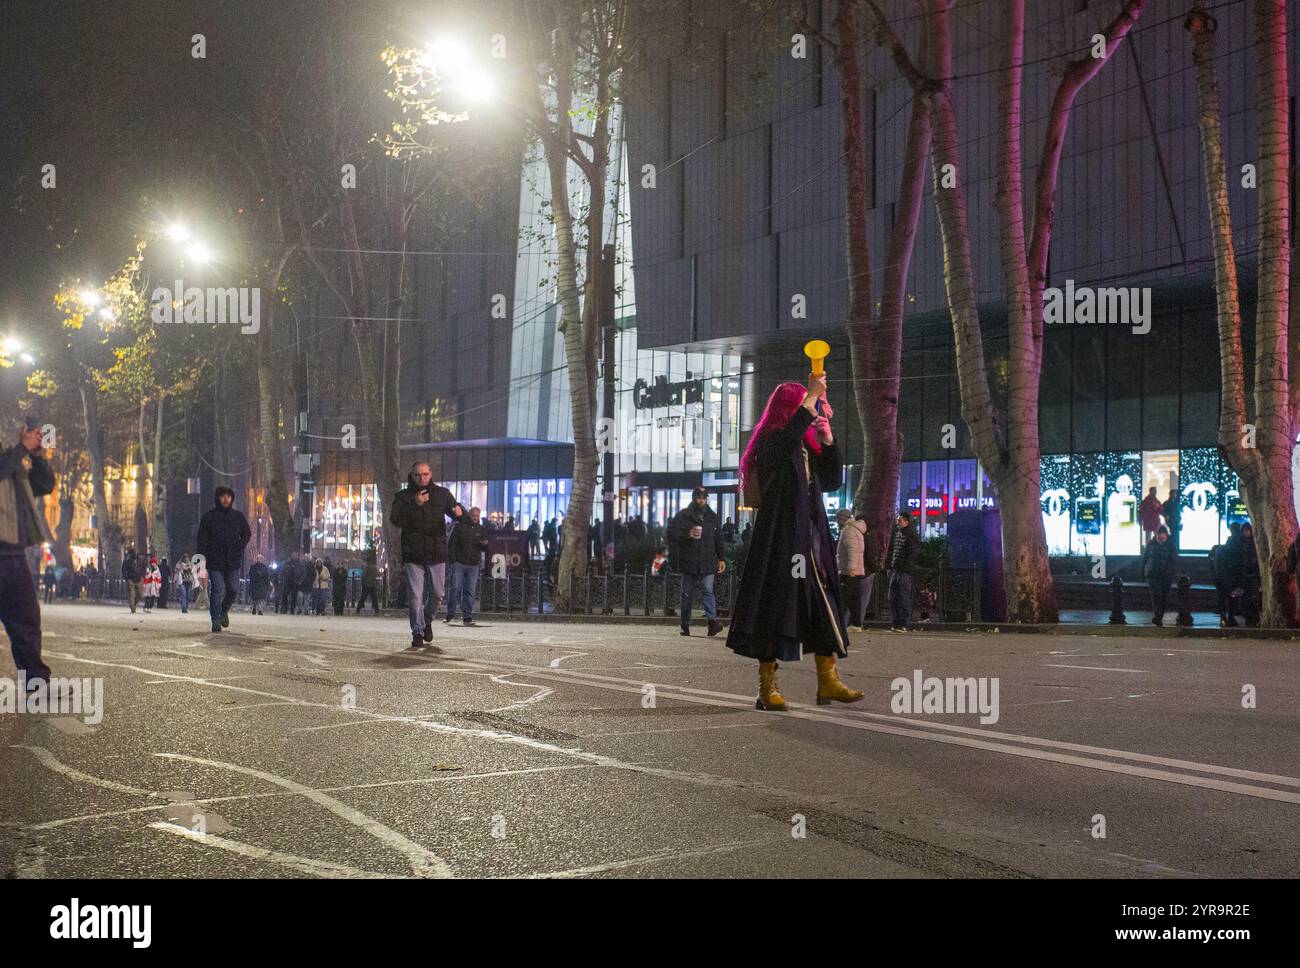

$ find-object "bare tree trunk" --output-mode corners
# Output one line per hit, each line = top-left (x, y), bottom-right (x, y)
(80, 380), (117, 569)
(135, 399), (151, 552)
(1191, 1), (1296, 626)
(152, 392), (170, 560)
(255, 248), (297, 560)
(539, 34), (600, 611)
(841, 0), (932, 559)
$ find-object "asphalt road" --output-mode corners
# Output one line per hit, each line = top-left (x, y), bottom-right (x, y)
(2, 603), (1297, 878)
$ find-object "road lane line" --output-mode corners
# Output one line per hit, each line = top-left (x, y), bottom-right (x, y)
(1043, 664), (1148, 673)
(148, 822), (393, 879)
(154, 753), (454, 879)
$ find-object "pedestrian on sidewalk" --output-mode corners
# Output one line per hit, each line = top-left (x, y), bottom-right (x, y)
(142, 556), (162, 612)
(196, 485), (251, 633)
(122, 548), (144, 613)
(445, 506), (489, 626)
(42, 563), (56, 604)
(726, 372), (863, 711)
(885, 512), (919, 632)
(836, 509), (867, 630)
(248, 554), (271, 615)
(0, 419), (56, 692)
(331, 560), (348, 615)
(1162, 488), (1181, 553)
(669, 487), (726, 637)
(356, 552), (381, 614)
(311, 558), (330, 615)
(1140, 524), (1177, 626)
(389, 460), (463, 651)
(176, 555), (194, 614)
(1139, 486), (1163, 546)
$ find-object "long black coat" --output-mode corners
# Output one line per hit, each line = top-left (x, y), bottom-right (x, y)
(726, 406), (848, 661)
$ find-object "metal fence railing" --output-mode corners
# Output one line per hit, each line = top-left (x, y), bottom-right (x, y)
(64, 563), (983, 623)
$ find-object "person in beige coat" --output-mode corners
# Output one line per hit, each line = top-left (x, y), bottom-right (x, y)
(836, 509), (868, 630)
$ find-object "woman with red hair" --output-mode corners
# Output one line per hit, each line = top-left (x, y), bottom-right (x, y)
(726, 370), (863, 710)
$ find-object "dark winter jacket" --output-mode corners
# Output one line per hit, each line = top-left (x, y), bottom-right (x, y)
(196, 488), (252, 573)
(726, 406), (848, 661)
(248, 562), (271, 597)
(121, 553), (144, 583)
(388, 477), (462, 566)
(886, 520), (919, 574)
(0, 441), (54, 555)
(667, 503), (724, 575)
(1141, 539), (1177, 581)
(447, 518), (489, 567)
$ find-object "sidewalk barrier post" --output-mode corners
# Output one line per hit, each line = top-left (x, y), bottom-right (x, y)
(505, 573), (513, 615)
(536, 570), (544, 616)
(568, 573), (575, 617)
(603, 572), (612, 615)
(585, 572), (593, 615)
(662, 569), (672, 617)
(1109, 575), (1126, 624)
(1177, 575), (1193, 627)
(623, 566), (630, 616)
(643, 567), (651, 616)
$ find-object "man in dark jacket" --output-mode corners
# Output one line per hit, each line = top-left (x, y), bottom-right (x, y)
(247, 554), (271, 615)
(158, 557), (172, 608)
(389, 461), (463, 650)
(885, 512), (919, 631)
(1, 421), (56, 689)
(42, 563), (56, 604)
(1140, 524), (1177, 626)
(196, 485), (252, 633)
(122, 547), (144, 613)
(668, 487), (726, 637)
(445, 506), (489, 626)
(331, 560), (348, 615)
(356, 552), (381, 614)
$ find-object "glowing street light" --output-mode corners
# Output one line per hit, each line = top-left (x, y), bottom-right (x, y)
(98, 306), (116, 322)
(1, 337), (21, 356)
(422, 36), (494, 104)
(81, 289), (102, 308)
(186, 241), (214, 264)
(165, 223), (192, 243)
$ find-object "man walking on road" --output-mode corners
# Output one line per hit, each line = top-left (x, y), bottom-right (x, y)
(668, 486), (725, 637)
(445, 506), (489, 626)
(886, 512), (918, 632)
(122, 548), (144, 614)
(196, 485), (251, 633)
(0, 420), (56, 691)
(389, 461), (463, 651)
(248, 553), (271, 615)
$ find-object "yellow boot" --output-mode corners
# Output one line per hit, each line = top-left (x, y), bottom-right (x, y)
(815, 654), (864, 706)
(757, 661), (788, 711)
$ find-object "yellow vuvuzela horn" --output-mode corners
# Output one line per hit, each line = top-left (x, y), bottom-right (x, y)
(804, 339), (830, 376)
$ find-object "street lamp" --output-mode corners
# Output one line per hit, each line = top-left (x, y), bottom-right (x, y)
(422, 36), (495, 104)
(165, 223), (191, 243)
(185, 241), (214, 264)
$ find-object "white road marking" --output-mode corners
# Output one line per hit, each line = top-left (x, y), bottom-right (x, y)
(1044, 664), (1147, 673)
(488, 675), (554, 713)
(534, 838), (769, 877)
(1141, 648), (1231, 655)
(549, 652), (588, 668)
(154, 753), (454, 879)
(148, 822), (392, 878)
(12, 744), (158, 798)
(42, 641), (1300, 809)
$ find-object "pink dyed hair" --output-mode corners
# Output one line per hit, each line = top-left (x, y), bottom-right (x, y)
(739, 381), (820, 493)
